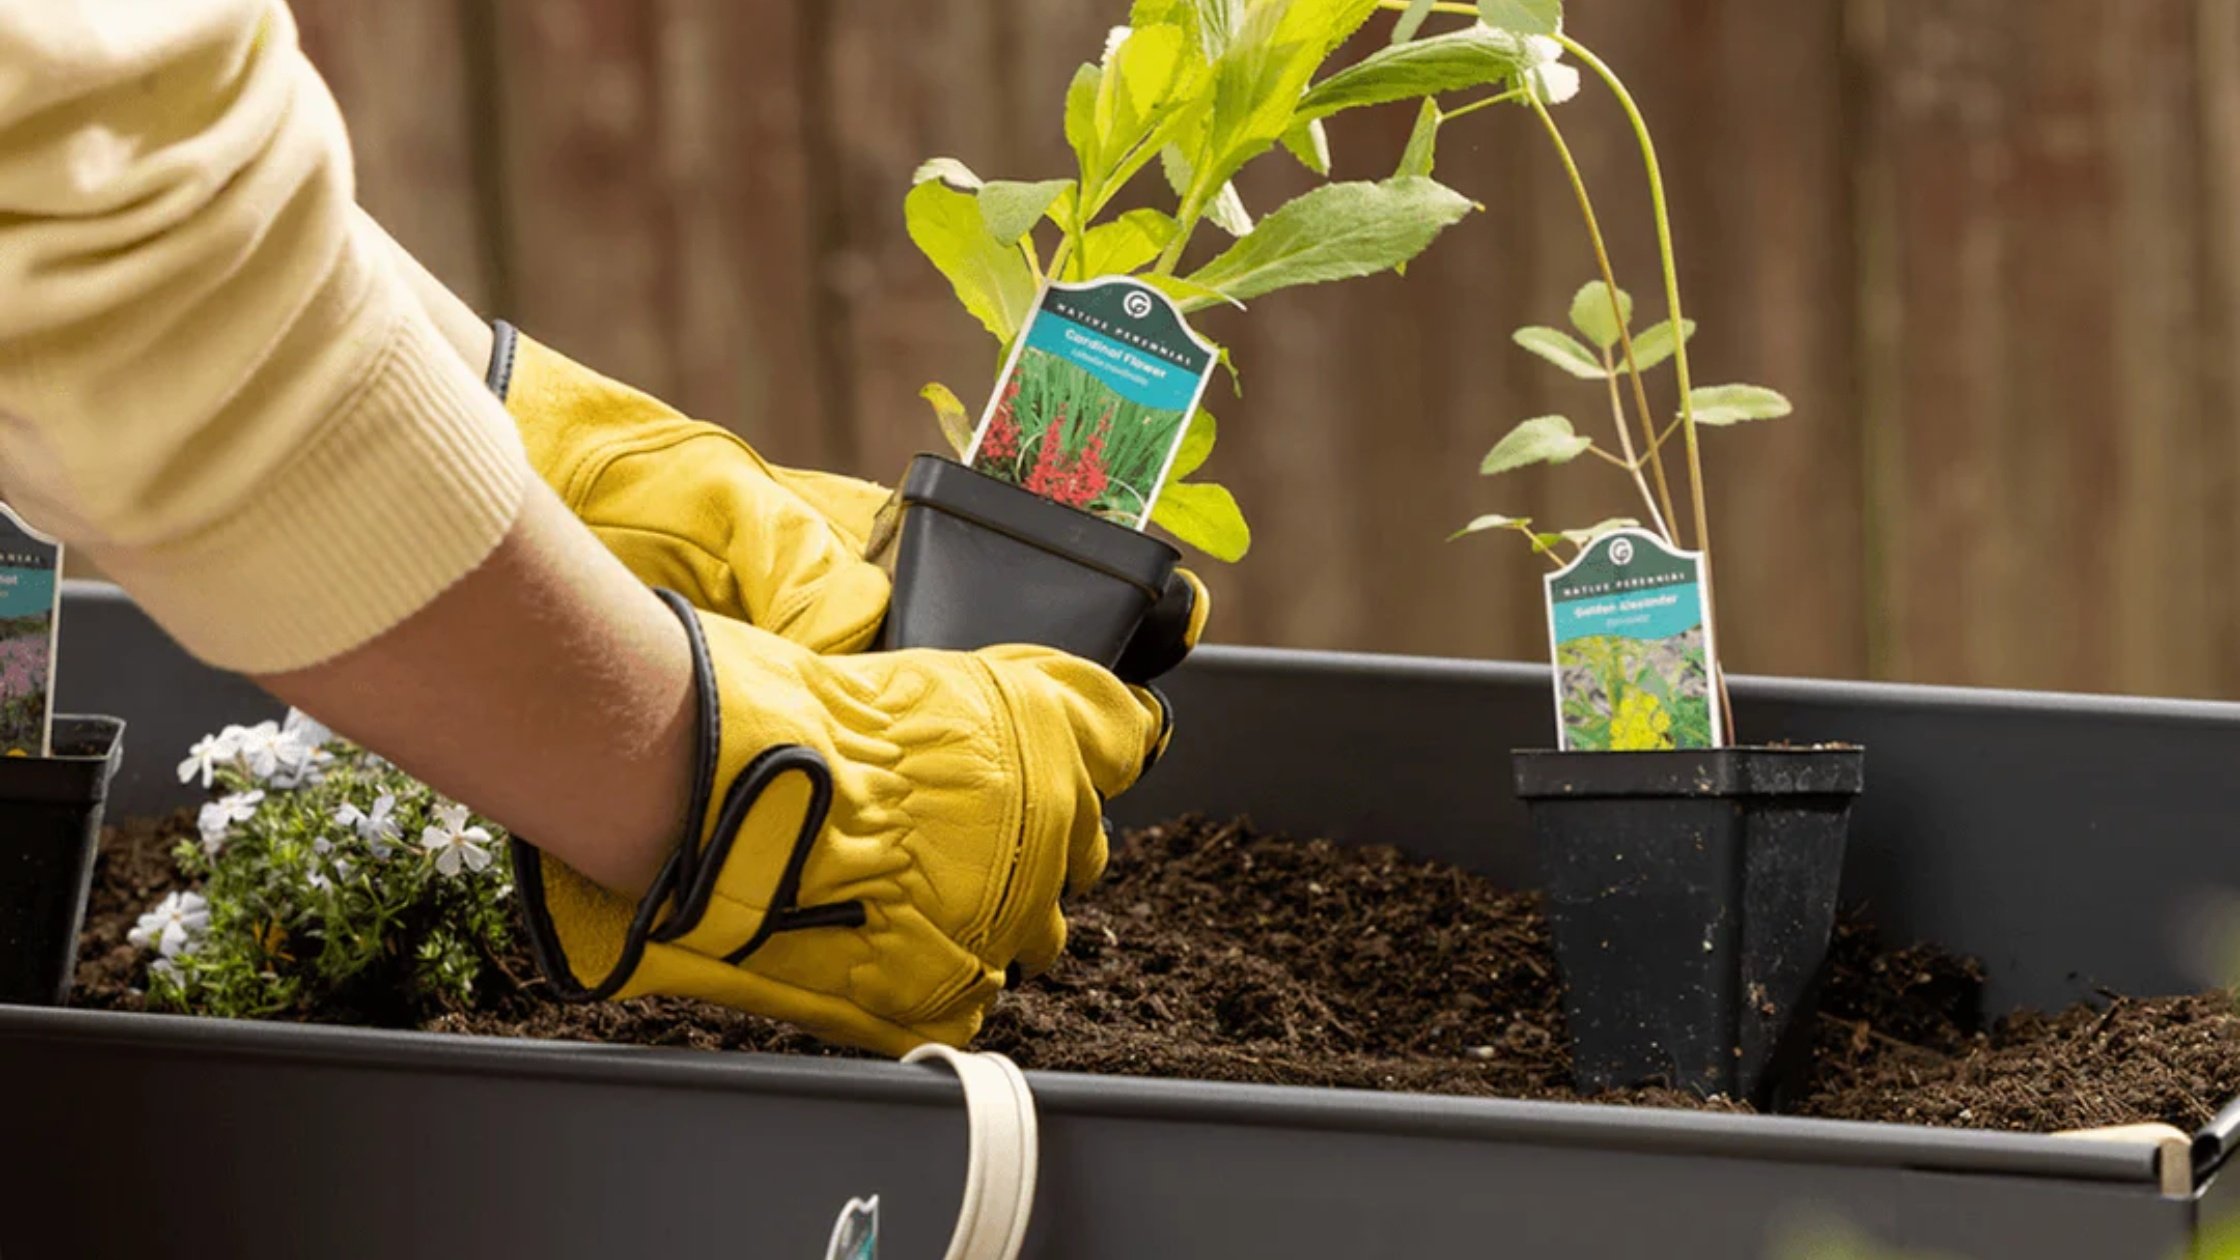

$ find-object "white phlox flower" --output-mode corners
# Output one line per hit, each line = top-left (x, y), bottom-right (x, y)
(420, 803), (494, 879)
(335, 793), (401, 858)
(176, 729), (243, 788)
(232, 720), (287, 782)
(128, 891), (210, 959)
(267, 709), (337, 788)
(197, 790), (265, 856)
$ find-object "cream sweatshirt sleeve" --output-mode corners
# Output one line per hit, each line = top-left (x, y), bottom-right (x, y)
(0, 0), (529, 673)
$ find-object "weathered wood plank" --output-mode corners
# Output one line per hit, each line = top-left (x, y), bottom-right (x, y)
(1854, 0), (2019, 689)
(2197, 0), (2240, 698)
(295, 0), (490, 307)
(2106, 0), (2210, 696)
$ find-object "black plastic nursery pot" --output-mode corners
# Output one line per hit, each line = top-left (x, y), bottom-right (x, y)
(876, 453), (1179, 668)
(1516, 747), (1865, 1108)
(0, 714), (124, 1007)
(14, 586), (2240, 1259)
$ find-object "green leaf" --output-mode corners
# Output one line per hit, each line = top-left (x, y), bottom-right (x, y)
(1625, 318), (1696, 371)
(1143, 272), (1248, 313)
(1274, 0), (1386, 58)
(1152, 481), (1252, 561)
(1065, 63), (1103, 174)
(978, 180), (1073, 244)
(912, 157), (984, 190)
(1396, 99), (1441, 179)
(904, 182), (1038, 343)
(1171, 408), (1217, 479)
(1082, 208), (1178, 276)
(1207, 181), (1254, 236)
(1281, 116), (1332, 175)
(1197, 2), (1377, 194)
(1481, 415), (1592, 475)
(920, 383), (976, 457)
(1512, 326), (1606, 380)
(1687, 384), (1794, 426)
(1449, 512), (1531, 541)
(1295, 26), (1532, 121)
(1391, 0), (1439, 42)
(1478, 0), (1563, 37)
(1185, 176), (1475, 304)
(1160, 142), (1197, 202)
(1099, 24), (1191, 157)
(1559, 517), (1641, 548)
(1568, 281), (1633, 351)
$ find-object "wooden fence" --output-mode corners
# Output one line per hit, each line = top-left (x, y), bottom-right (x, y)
(295, 0), (2240, 700)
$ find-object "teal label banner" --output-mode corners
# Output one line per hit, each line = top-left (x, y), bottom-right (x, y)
(0, 567), (55, 620)
(1552, 579), (1705, 643)
(1023, 315), (1205, 414)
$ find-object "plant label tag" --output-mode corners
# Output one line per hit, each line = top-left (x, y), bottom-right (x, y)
(966, 278), (1218, 529)
(1544, 528), (1721, 751)
(0, 501), (62, 759)
(821, 1195), (878, 1260)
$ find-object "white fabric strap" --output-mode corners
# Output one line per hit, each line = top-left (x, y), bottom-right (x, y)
(902, 1046), (1039, 1260)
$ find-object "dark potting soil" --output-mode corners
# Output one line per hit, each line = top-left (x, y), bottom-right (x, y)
(73, 812), (2240, 1134)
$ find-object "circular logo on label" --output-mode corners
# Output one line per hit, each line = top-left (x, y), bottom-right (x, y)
(1610, 537), (1635, 566)
(1122, 290), (1156, 319)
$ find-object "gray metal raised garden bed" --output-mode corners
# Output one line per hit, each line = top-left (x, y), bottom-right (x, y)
(5, 583), (2240, 1259)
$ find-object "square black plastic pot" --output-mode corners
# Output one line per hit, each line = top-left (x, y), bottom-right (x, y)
(1515, 747), (1865, 1108)
(876, 454), (1178, 669)
(0, 715), (125, 1006)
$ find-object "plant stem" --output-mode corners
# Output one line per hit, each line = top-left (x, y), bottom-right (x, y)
(1157, 188), (1209, 275)
(1525, 93), (1679, 544)
(1597, 349), (1670, 533)
(1374, 0), (1478, 15)
(1440, 88), (1528, 123)
(1560, 34), (1734, 744)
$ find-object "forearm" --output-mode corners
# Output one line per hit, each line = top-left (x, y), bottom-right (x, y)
(257, 482), (695, 895)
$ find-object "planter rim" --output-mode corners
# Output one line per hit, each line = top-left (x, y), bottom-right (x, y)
(0, 1004), (2176, 1191)
(1174, 641), (2240, 726)
(898, 454), (1177, 597)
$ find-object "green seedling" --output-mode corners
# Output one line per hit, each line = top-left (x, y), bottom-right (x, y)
(908, 0), (1542, 560)
(1425, 0), (1794, 738)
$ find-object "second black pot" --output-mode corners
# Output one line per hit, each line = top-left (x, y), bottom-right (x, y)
(875, 454), (1180, 670)
(0, 715), (126, 1006)
(1514, 746), (1865, 1108)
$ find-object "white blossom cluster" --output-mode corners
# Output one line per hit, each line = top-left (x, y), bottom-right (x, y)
(127, 710), (503, 979)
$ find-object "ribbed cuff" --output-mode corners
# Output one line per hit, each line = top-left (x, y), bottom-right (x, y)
(93, 312), (531, 674)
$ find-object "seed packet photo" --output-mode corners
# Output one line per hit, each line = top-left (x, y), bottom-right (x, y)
(1545, 529), (1721, 752)
(0, 503), (62, 759)
(968, 278), (1218, 528)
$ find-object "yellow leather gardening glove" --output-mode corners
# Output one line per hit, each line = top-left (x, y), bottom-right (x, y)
(488, 321), (891, 655)
(488, 321), (1212, 681)
(512, 590), (1168, 1055)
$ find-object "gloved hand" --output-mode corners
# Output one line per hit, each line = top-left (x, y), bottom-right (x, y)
(512, 590), (1168, 1055)
(487, 322), (1210, 680)
(489, 321), (891, 655)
